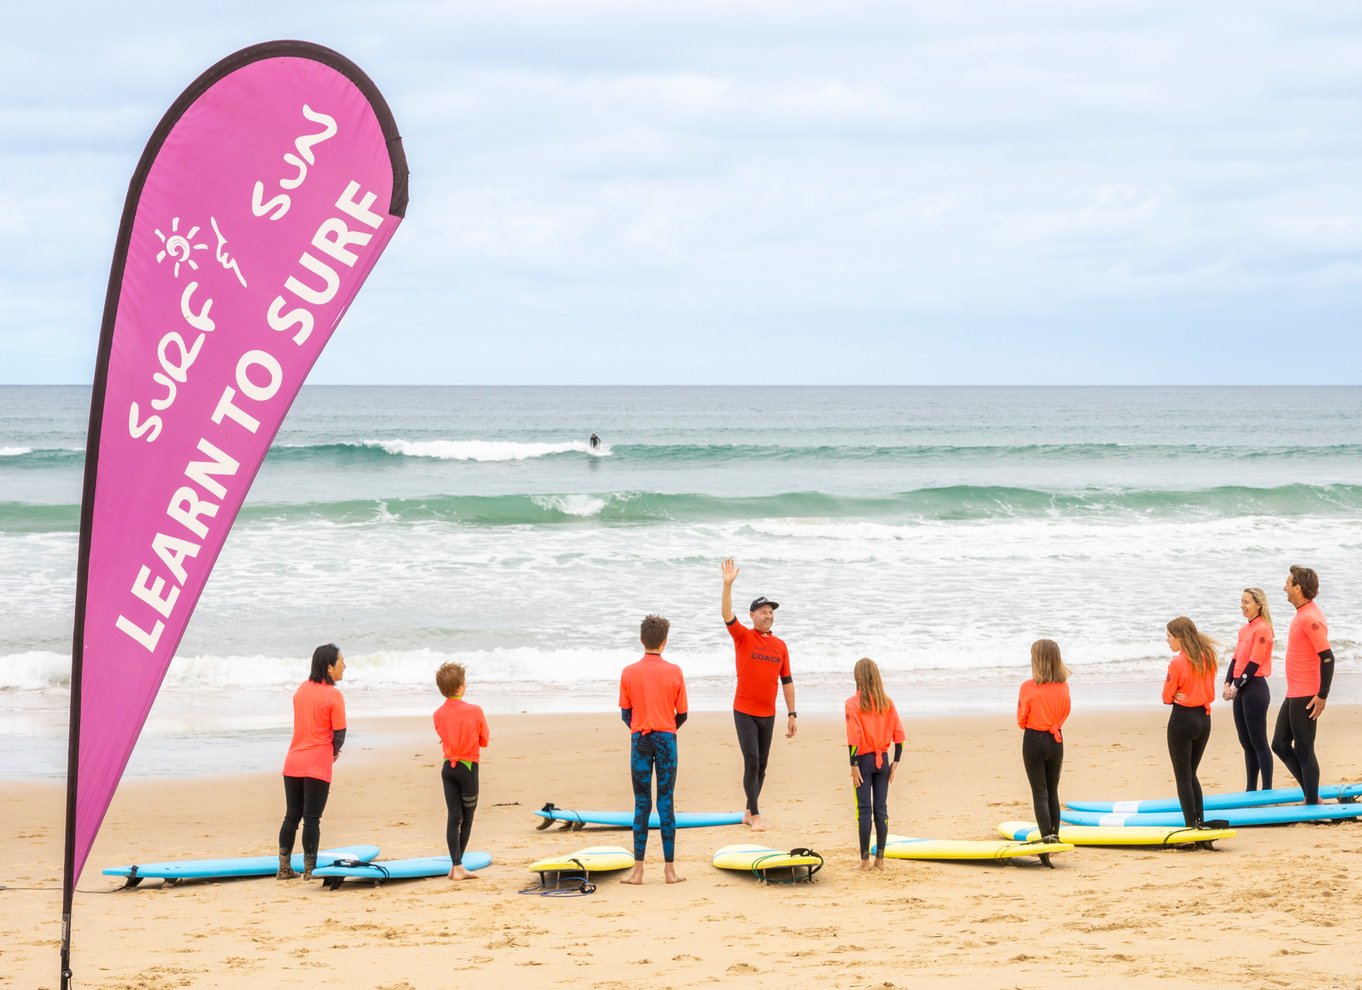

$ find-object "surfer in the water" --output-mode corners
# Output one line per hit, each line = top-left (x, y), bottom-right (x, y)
(590, 433), (600, 449)
(277, 644), (347, 880)
(433, 662), (489, 880)
(721, 559), (796, 832)
(1272, 565), (1334, 805)
(619, 614), (688, 884)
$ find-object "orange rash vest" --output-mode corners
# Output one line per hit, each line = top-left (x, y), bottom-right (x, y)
(1231, 616), (1273, 680)
(1162, 651), (1216, 714)
(844, 694), (905, 768)
(1284, 600), (1331, 699)
(619, 653), (688, 733)
(727, 619), (791, 717)
(282, 680), (347, 782)
(1017, 679), (1071, 742)
(433, 697), (490, 764)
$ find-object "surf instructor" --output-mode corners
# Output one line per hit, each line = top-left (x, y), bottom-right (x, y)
(721, 558), (796, 832)
(1272, 564), (1334, 805)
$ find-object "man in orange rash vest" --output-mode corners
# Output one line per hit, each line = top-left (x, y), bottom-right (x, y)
(1271, 564), (1335, 805)
(721, 558), (796, 832)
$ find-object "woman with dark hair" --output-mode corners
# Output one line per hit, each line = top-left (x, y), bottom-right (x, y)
(277, 644), (347, 879)
(1162, 617), (1217, 837)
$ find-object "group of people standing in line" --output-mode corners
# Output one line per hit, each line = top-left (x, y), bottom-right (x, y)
(1016, 564), (1336, 846)
(272, 561), (1335, 882)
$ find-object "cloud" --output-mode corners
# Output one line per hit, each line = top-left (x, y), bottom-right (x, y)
(2, 0), (1360, 382)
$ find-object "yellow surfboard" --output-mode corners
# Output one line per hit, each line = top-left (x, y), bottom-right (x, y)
(712, 844), (824, 881)
(528, 845), (635, 875)
(874, 833), (1072, 862)
(997, 821), (1237, 847)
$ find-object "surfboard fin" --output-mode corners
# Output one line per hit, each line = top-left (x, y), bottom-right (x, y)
(535, 802), (558, 830)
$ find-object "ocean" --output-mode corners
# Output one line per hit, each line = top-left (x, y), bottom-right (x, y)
(2, 385), (1359, 777)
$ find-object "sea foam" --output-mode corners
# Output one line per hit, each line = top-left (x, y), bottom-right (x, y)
(358, 439), (610, 461)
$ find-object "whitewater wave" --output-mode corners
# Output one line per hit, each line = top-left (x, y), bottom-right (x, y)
(347, 439), (609, 461)
(0, 645), (1203, 697)
(6, 483), (1362, 534)
(0, 446), (84, 466)
(11, 438), (1362, 471)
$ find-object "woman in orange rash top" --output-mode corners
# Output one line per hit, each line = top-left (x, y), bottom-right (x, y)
(278, 644), (347, 880)
(1016, 639), (1071, 842)
(845, 657), (904, 870)
(1222, 588), (1274, 791)
(1162, 616), (1218, 837)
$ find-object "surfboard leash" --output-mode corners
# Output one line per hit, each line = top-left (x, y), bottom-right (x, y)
(519, 860), (596, 897)
(749, 848), (823, 884)
(324, 859), (391, 879)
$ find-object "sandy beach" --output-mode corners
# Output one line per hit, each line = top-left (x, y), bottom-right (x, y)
(5, 707), (1362, 989)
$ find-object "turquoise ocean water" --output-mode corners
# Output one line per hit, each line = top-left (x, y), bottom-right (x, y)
(2, 385), (1359, 776)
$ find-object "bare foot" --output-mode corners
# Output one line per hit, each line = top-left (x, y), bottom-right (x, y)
(742, 810), (752, 825)
(873, 857), (885, 871)
(858, 859), (872, 871)
(749, 814), (765, 832)
(620, 864), (645, 885)
(664, 864), (686, 884)
(447, 866), (480, 881)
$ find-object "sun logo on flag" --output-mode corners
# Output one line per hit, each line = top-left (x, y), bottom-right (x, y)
(154, 218), (209, 277)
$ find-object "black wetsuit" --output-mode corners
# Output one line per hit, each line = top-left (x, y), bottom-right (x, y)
(1227, 660), (1272, 791)
(734, 712), (775, 816)
(279, 727), (344, 857)
(441, 760), (479, 866)
(1167, 705), (1211, 827)
(1021, 728), (1064, 838)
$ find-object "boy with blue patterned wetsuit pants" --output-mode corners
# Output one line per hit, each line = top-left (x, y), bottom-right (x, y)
(619, 614), (689, 884)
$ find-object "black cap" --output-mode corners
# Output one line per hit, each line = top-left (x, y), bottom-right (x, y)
(749, 596), (779, 612)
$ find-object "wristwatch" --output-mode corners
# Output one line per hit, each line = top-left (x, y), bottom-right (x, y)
(788, 711), (797, 718)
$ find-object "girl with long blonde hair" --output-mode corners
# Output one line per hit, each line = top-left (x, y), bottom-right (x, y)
(1017, 639), (1071, 842)
(845, 658), (904, 870)
(1162, 616), (1218, 835)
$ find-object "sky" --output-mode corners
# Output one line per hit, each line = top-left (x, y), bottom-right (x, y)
(1, 1), (1359, 385)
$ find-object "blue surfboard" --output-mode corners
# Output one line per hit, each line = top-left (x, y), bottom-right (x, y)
(102, 844), (380, 886)
(534, 804), (743, 830)
(1066, 783), (1362, 814)
(311, 851), (492, 888)
(1061, 804), (1362, 828)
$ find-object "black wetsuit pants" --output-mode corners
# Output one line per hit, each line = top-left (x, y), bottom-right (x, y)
(733, 711), (775, 815)
(441, 760), (480, 866)
(280, 775), (331, 857)
(1167, 705), (1211, 827)
(1272, 696), (1321, 805)
(1021, 728), (1064, 838)
(853, 752), (891, 859)
(1232, 676), (1273, 791)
